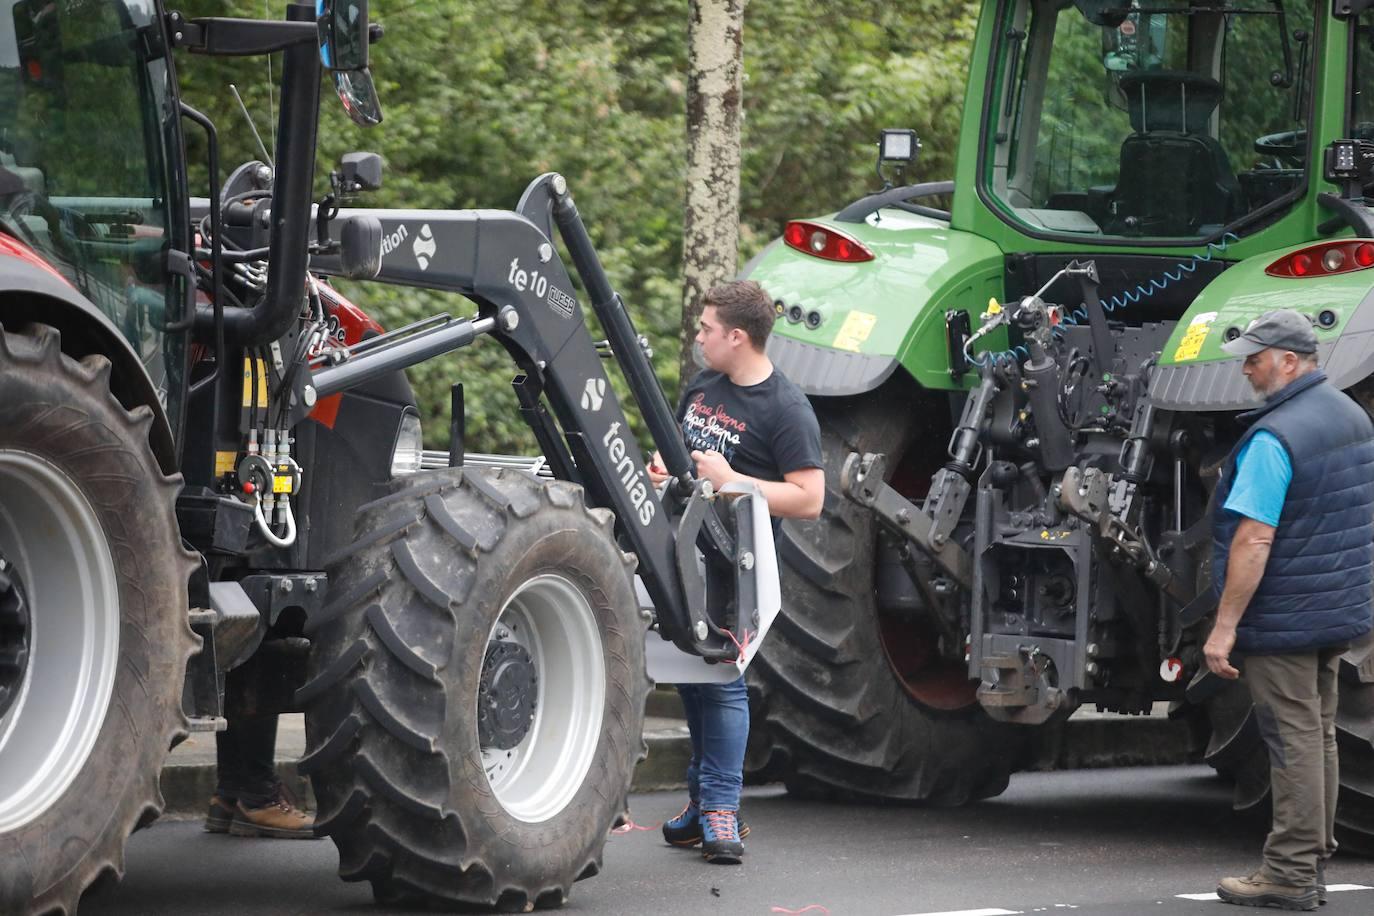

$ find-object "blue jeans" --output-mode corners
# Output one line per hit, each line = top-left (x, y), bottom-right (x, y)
(677, 675), (748, 812)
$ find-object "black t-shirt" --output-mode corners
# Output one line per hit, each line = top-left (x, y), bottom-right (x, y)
(676, 367), (823, 488)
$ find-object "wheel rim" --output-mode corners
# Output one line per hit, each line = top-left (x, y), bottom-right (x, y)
(478, 573), (605, 823)
(877, 614), (980, 711)
(0, 450), (120, 832)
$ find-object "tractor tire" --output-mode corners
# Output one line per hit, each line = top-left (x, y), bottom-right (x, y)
(0, 323), (197, 915)
(301, 467), (649, 911)
(1200, 632), (1374, 856)
(747, 391), (1028, 804)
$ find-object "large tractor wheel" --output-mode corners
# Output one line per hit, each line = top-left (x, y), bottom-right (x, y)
(301, 467), (649, 911)
(1198, 633), (1374, 856)
(0, 323), (197, 915)
(748, 391), (1028, 804)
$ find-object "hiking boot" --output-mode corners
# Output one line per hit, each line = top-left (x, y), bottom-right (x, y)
(661, 800), (750, 848)
(1217, 873), (1319, 911)
(700, 809), (743, 864)
(228, 787), (317, 839)
(204, 795), (237, 834)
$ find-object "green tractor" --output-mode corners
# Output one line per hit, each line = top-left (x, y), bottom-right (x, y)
(743, 0), (1374, 851)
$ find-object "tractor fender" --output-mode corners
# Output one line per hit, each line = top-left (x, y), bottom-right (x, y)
(740, 236), (903, 397)
(740, 215), (1004, 399)
(0, 251), (177, 475)
(1152, 249), (1374, 411)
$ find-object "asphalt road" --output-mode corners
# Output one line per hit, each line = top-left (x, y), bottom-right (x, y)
(83, 765), (1374, 916)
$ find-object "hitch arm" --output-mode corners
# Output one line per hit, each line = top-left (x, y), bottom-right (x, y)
(841, 452), (973, 589)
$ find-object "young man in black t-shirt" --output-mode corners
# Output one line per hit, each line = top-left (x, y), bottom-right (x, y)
(648, 280), (823, 864)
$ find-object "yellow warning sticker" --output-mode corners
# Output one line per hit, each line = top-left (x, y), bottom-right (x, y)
(272, 475), (293, 494)
(833, 310), (877, 352)
(241, 357), (269, 408)
(214, 451), (237, 478)
(1172, 311), (1218, 362)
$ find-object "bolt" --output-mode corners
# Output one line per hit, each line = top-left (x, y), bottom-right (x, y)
(701, 480), (714, 498)
(896, 508), (910, 525)
(552, 174), (568, 196)
(694, 620), (709, 641)
(279, 579), (294, 594)
(174, 31), (183, 42)
(538, 243), (553, 263)
(303, 385), (317, 407)
(500, 307), (520, 332)
(496, 627), (510, 640)
(932, 533), (946, 547)
(1086, 642), (1099, 658)
(254, 164), (273, 187)
(304, 578), (318, 594)
(1085, 661), (1099, 676)
(739, 551), (755, 571)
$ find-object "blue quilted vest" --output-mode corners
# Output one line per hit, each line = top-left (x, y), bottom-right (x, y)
(1212, 370), (1374, 654)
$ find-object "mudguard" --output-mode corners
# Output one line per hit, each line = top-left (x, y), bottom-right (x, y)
(740, 209), (1004, 397)
(0, 246), (178, 473)
(1151, 243), (1374, 411)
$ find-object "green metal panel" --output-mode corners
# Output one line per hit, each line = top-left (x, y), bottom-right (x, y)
(1158, 247), (1374, 366)
(748, 210), (1005, 392)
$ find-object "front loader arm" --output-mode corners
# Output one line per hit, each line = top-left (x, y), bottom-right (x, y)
(306, 178), (745, 659)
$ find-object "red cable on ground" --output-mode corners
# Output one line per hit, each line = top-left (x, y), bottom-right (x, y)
(610, 818), (661, 835)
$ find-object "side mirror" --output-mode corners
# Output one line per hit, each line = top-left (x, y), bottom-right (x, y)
(338, 214), (383, 279)
(316, 0), (383, 127)
(317, 0), (368, 71)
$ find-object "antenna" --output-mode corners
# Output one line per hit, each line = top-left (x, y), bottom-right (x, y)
(229, 84), (273, 168)
(265, 0), (276, 162)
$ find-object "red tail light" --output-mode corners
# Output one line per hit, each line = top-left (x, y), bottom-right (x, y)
(783, 220), (874, 263)
(1266, 240), (1374, 278)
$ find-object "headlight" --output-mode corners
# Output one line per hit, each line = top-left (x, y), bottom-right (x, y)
(390, 410), (423, 477)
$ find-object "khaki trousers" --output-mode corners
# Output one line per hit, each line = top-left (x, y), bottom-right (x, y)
(1244, 646), (1345, 886)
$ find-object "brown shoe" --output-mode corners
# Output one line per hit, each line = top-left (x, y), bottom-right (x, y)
(204, 795), (237, 834)
(228, 788), (317, 839)
(1218, 873), (1319, 911)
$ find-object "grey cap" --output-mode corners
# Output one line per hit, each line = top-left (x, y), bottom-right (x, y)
(1220, 308), (1318, 356)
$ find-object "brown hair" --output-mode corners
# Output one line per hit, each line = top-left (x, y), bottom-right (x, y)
(703, 280), (776, 351)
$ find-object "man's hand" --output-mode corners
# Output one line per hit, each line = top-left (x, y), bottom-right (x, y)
(647, 450), (669, 487)
(1203, 622), (1240, 680)
(691, 449), (738, 489)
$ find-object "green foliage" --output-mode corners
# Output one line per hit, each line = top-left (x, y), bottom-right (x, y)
(175, 0), (975, 453)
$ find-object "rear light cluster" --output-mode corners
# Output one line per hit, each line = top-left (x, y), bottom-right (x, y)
(783, 220), (875, 263)
(1265, 240), (1374, 278)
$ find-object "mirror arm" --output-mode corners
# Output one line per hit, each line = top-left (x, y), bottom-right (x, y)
(166, 12), (316, 56)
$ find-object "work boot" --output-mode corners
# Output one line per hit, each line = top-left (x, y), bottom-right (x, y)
(203, 795), (237, 834)
(661, 800), (750, 847)
(699, 809), (744, 864)
(1217, 873), (1319, 911)
(229, 786), (317, 839)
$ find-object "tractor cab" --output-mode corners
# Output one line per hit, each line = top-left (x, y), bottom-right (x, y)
(0, 0), (189, 416)
(985, 0), (1317, 240)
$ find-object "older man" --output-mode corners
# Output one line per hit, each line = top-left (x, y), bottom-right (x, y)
(1205, 310), (1374, 910)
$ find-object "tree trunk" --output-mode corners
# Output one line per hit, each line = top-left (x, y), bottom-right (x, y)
(679, 0), (745, 391)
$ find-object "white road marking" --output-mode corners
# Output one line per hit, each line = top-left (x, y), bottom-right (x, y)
(892, 909), (1022, 916)
(1177, 883), (1372, 902)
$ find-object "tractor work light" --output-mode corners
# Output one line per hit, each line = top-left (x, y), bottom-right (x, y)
(1265, 240), (1374, 278)
(783, 220), (874, 263)
(879, 128), (919, 163)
